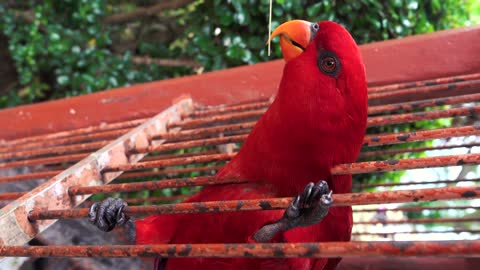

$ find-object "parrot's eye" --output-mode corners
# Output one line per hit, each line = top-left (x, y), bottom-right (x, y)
(318, 51), (341, 77)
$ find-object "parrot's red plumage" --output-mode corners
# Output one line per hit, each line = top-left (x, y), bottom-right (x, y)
(136, 20), (368, 270)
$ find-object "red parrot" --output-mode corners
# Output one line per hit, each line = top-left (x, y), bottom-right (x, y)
(90, 20), (368, 270)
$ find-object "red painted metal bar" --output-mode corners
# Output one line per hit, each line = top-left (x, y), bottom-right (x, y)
(366, 106), (480, 127)
(354, 178), (480, 189)
(0, 241), (479, 258)
(355, 217), (480, 225)
(360, 142), (480, 159)
(27, 185), (479, 220)
(368, 72), (480, 93)
(354, 205), (478, 212)
(368, 79), (480, 100)
(368, 93), (480, 115)
(134, 134), (247, 154)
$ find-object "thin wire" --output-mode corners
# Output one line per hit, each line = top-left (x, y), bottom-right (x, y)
(268, 0), (272, 56)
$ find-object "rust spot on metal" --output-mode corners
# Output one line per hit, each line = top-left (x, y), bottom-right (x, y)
(396, 134), (410, 141)
(259, 201), (273, 210)
(462, 191), (477, 198)
(178, 245), (192, 256)
(236, 200), (245, 211)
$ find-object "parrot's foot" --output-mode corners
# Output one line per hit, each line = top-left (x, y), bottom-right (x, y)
(253, 180), (333, 243)
(89, 197), (136, 243)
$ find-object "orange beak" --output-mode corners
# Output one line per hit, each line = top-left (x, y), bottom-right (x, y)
(268, 20), (314, 62)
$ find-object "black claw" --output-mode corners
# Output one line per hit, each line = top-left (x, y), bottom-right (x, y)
(88, 197), (129, 232)
(253, 180), (333, 242)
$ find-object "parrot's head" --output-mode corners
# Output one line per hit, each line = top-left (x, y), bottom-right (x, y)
(268, 19), (365, 80)
(268, 19), (367, 112)
(268, 20), (368, 171)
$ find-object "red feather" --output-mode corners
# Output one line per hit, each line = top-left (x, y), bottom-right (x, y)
(136, 21), (368, 270)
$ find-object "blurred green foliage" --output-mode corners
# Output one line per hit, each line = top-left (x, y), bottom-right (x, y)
(0, 0), (476, 107)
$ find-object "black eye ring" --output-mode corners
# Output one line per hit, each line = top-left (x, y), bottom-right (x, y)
(318, 51), (340, 77)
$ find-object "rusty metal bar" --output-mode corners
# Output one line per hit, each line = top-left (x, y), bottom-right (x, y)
(27, 185), (479, 220)
(352, 230), (480, 236)
(368, 72), (480, 93)
(167, 105), (479, 132)
(141, 149), (220, 162)
(331, 153), (480, 175)
(133, 134), (247, 154)
(364, 125), (480, 147)
(122, 195), (188, 204)
(106, 152), (480, 176)
(0, 192), (26, 201)
(154, 121), (255, 142)
(194, 97), (271, 111)
(68, 176), (244, 196)
(0, 99), (193, 247)
(0, 128), (130, 154)
(0, 170), (61, 183)
(0, 241), (479, 258)
(192, 100), (272, 118)
(360, 142), (480, 159)
(354, 178), (480, 189)
(367, 106), (480, 127)
(368, 93), (480, 115)
(0, 163), (222, 184)
(368, 79), (480, 100)
(355, 217), (480, 225)
(0, 140), (109, 160)
(1, 192), (189, 203)
(354, 205), (478, 212)
(168, 109), (266, 130)
(81, 195), (189, 207)
(3, 146), (479, 184)
(117, 165), (222, 180)
(2, 118), (147, 147)
(104, 153), (234, 172)
(0, 153), (88, 169)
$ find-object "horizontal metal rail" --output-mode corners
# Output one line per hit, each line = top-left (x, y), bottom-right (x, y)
(354, 178), (480, 189)
(27, 185), (479, 220)
(368, 72), (480, 93)
(0, 241), (479, 258)
(353, 205), (478, 212)
(355, 217), (480, 225)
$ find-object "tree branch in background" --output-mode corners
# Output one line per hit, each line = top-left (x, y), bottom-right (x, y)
(104, 0), (195, 24)
(130, 56), (201, 68)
